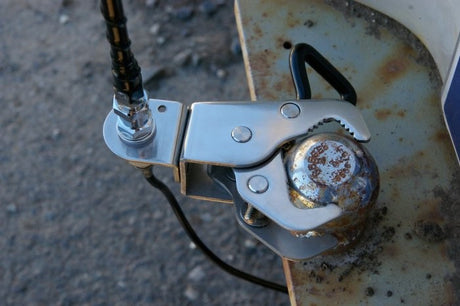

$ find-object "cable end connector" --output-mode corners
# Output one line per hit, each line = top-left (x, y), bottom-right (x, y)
(113, 91), (155, 143)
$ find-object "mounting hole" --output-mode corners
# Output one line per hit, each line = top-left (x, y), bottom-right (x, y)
(158, 105), (166, 112)
(283, 41), (292, 49)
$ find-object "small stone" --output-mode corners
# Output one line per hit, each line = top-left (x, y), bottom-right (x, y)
(199, 1), (218, 16)
(165, 5), (174, 14)
(216, 69), (226, 79)
(174, 6), (194, 21)
(149, 23), (160, 35)
(59, 14), (69, 25)
(44, 211), (57, 221)
(187, 266), (205, 282)
(244, 238), (257, 248)
(117, 280), (126, 288)
(61, 0), (73, 7)
(181, 28), (192, 37)
(6, 204), (17, 213)
(145, 0), (157, 7)
(52, 128), (61, 140)
(81, 61), (93, 79)
(189, 242), (196, 249)
(173, 50), (192, 66)
(128, 216), (136, 225)
(156, 37), (166, 45)
(152, 210), (163, 220)
(191, 53), (201, 66)
(184, 285), (199, 300)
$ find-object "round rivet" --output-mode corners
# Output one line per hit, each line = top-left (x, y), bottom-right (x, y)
(231, 126), (252, 143)
(281, 103), (301, 118)
(247, 175), (269, 193)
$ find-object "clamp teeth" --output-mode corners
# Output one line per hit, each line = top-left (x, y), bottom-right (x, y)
(306, 117), (360, 141)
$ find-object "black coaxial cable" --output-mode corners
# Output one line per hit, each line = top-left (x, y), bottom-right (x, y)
(143, 167), (288, 294)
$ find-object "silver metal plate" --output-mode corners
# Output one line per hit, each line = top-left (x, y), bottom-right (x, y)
(210, 166), (339, 260)
(182, 100), (370, 167)
(234, 152), (342, 232)
(103, 99), (186, 178)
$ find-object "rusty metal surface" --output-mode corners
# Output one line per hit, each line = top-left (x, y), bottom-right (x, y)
(235, 0), (459, 305)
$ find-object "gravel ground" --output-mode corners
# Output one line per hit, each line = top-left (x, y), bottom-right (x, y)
(0, 0), (289, 305)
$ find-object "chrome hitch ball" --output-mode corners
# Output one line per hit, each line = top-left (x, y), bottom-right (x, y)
(285, 133), (379, 249)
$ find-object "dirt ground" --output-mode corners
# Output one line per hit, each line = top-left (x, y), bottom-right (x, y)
(0, 0), (289, 305)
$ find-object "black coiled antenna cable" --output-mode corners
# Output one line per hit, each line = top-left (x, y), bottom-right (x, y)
(100, 0), (144, 102)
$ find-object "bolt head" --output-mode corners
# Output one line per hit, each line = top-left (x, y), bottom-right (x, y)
(231, 126), (252, 143)
(247, 175), (269, 193)
(281, 102), (301, 119)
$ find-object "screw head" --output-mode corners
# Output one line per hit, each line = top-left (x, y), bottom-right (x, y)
(281, 102), (301, 119)
(231, 126), (252, 143)
(247, 175), (269, 193)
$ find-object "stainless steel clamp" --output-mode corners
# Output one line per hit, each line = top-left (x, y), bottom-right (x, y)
(103, 96), (378, 260)
(103, 42), (379, 260)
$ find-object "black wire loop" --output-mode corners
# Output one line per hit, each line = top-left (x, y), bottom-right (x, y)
(289, 43), (357, 104)
(143, 167), (288, 294)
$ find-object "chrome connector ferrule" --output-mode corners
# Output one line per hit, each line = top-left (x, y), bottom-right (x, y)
(112, 91), (155, 143)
